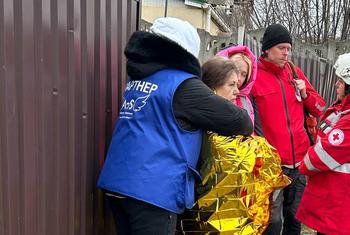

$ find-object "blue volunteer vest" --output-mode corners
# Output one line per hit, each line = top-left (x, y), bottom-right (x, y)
(98, 69), (202, 213)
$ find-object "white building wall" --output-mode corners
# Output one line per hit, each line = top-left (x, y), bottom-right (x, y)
(142, 0), (224, 36)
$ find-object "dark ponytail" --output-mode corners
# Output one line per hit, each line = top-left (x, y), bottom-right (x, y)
(345, 83), (350, 96)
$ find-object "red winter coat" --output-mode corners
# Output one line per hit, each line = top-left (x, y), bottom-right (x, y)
(297, 95), (350, 235)
(251, 57), (326, 166)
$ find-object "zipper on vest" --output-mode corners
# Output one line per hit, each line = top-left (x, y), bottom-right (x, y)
(276, 75), (296, 168)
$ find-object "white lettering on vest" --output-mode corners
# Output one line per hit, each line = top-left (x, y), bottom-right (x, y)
(125, 81), (159, 94)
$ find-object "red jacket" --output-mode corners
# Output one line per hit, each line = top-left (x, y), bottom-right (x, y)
(297, 95), (350, 235)
(251, 57), (326, 166)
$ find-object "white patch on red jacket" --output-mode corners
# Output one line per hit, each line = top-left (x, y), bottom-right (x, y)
(328, 129), (344, 145)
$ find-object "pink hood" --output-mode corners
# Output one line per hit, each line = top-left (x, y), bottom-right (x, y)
(216, 45), (257, 96)
(216, 45), (257, 126)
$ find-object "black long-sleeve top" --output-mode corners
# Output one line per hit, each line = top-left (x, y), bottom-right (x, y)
(173, 78), (253, 136)
(124, 31), (253, 137)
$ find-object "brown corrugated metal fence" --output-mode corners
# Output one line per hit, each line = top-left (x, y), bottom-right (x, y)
(0, 0), (140, 235)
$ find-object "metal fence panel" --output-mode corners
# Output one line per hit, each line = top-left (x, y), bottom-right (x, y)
(0, 0), (140, 235)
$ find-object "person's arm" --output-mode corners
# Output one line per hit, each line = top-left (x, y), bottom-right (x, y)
(250, 95), (264, 136)
(173, 78), (253, 136)
(299, 117), (350, 176)
(294, 66), (326, 118)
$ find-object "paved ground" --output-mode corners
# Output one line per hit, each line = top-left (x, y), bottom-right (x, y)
(301, 224), (316, 235)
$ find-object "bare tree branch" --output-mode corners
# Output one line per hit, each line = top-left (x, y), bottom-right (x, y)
(224, 0), (350, 42)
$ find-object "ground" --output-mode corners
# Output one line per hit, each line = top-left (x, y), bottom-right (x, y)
(301, 224), (316, 235)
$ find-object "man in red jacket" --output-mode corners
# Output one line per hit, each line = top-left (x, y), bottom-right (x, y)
(251, 24), (326, 235)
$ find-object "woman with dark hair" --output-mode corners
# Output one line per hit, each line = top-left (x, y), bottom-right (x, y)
(296, 53), (350, 235)
(202, 56), (240, 101)
(178, 56), (290, 234)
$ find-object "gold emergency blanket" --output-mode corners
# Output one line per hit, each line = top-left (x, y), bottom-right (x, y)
(178, 134), (290, 235)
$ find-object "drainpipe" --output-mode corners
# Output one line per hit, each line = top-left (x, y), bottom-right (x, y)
(164, 0), (168, 17)
(237, 25), (245, 45)
(201, 3), (211, 33)
(205, 4), (211, 33)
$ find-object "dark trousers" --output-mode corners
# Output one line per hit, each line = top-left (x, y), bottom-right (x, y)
(107, 195), (177, 235)
(263, 167), (306, 235)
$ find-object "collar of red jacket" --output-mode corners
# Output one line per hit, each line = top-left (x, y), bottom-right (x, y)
(258, 56), (286, 74)
(325, 95), (350, 120)
(341, 94), (350, 111)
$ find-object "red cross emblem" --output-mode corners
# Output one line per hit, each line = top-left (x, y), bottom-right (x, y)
(333, 133), (340, 141)
(328, 129), (344, 145)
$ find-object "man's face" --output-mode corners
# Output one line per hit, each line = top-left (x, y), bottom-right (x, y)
(265, 43), (292, 68)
